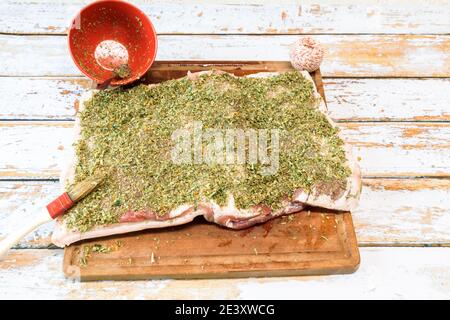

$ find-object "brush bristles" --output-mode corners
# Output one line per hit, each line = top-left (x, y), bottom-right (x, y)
(67, 174), (104, 202)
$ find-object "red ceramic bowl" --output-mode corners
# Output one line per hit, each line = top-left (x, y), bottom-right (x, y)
(68, 0), (158, 86)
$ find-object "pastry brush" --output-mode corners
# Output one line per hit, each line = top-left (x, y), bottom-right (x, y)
(0, 174), (104, 259)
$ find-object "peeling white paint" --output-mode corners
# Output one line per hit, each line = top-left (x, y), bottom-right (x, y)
(1, 122), (448, 179)
(1, 78), (449, 121)
(0, 34), (448, 77)
(1, 179), (449, 247)
(0, 248), (449, 299)
(1, 1), (449, 35)
(235, 248), (450, 299)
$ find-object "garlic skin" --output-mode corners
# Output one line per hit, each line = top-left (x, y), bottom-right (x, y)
(289, 37), (324, 72)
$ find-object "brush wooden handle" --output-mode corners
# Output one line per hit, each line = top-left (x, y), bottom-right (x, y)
(0, 208), (52, 260)
(0, 178), (100, 260)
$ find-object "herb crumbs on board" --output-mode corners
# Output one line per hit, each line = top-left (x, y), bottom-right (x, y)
(65, 71), (351, 232)
(78, 243), (121, 267)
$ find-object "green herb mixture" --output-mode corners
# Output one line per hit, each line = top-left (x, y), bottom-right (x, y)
(65, 71), (350, 232)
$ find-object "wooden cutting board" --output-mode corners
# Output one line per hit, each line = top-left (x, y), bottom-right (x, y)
(63, 61), (360, 281)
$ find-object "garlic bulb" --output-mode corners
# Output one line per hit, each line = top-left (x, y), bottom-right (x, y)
(289, 37), (324, 72)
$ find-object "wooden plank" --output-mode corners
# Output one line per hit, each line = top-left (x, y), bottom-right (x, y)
(0, 121), (448, 179)
(1, 247), (449, 299)
(1, 34), (449, 77)
(0, 77), (87, 120)
(1, 179), (449, 248)
(0, 181), (59, 248)
(1, 77), (449, 121)
(340, 122), (450, 177)
(0, 122), (73, 179)
(63, 212), (359, 281)
(1, 0), (449, 35)
(356, 179), (450, 245)
(325, 78), (450, 122)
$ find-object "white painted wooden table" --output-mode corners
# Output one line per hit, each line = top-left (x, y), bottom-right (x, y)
(0, 0), (449, 299)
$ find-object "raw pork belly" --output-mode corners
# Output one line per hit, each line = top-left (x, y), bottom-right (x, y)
(52, 71), (361, 247)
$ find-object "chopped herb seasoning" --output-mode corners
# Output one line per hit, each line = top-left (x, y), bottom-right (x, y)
(78, 243), (119, 267)
(112, 199), (122, 207)
(65, 71), (350, 232)
(91, 243), (112, 253)
(113, 63), (132, 79)
(79, 246), (91, 267)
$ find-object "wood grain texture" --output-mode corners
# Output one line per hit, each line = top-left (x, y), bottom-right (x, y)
(325, 78), (450, 122)
(0, 122), (73, 179)
(63, 212), (359, 281)
(0, 77), (86, 120)
(357, 179), (450, 245)
(1, 247), (449, 299)
(1, 34), (449, 77)
(341, 122), (450, 177)
(0, 181), (59, 248)
(0, 0), (448, 298)
(1, 0), (449, 35)
(0, 121), (448, 179)
(1, 77), (449, 121)
(1, 179), (449, 248)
